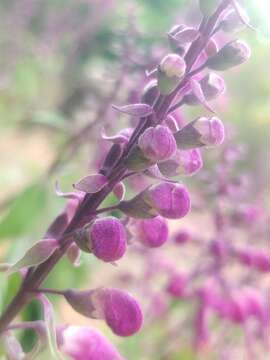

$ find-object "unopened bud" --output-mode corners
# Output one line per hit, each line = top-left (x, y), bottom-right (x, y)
(145, 182), (191, 219)
(158, 148), (203, 177)
(174, 117), (225, 149)
(132, 216), (169, 248)
(138, 125), (177, 162)
(64, 288), (143, 337)
(158, 54), (186, 94)
(193, 117), (225, 146)
(89, 217), (127, 262)
(166, 272), (188, 298)
(206, 40), (251, 71)
(119, 182), (190, 220)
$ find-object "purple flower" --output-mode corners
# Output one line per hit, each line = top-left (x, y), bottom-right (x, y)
(138, 125), (177, 163)
(166, 273), (187, 298)
(145, 182), (191, 219)
(89, 217), (127, 262)
(95, 288), (143, 337)
(59, 326), (125, 360)
(133, 216), (169, 248)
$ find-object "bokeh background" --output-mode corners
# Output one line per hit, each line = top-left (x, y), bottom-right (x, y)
(0, 0), (270, 359)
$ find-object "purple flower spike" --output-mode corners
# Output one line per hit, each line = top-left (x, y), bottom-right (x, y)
(134, 216), (169, 248)
(95, 288), (143, 337)
(194, 117), (225, 147)
(89, 217), (127, 262)
(145, 182), (191, 219)
(138, 125), (177, 163)
(59, 326), (125, 360)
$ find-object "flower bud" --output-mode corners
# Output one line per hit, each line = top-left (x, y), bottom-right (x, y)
(141, 80), (159, 105)
(174, 117), (225, 149)
(88, 217), (127, 262)
(166, 273), (187, 298)
(206, 40), (251, 71)
(173, 229), (191, 245)
(138, 125), (177, 162)
(194, 117), (225, 146)
(145, 182), (191, 219)
(59, 326), (124, 360)
(183, 73), (225, 105)
(236, 248), (270, 272)
(158, 54), (186, 94)
(133, 216), (169, 248)
(96, 288), (143, 337)
(158, 148), (203, 177)
(65, 288), (143, 337)
(125, 146), (154, 171)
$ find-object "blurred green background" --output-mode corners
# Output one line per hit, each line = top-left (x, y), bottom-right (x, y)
(0, 0), (269, 359)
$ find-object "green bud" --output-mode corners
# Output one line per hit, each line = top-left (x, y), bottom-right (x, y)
(158, 54), (186, 95)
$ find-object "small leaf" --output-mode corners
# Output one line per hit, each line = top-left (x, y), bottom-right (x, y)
(113, 182), (126, 201)
(7, 239), (58, 274)
(73, 174), (107, 193)
(190, 79), (215, 114)
(171, 28), (199, 44)
(229, 0), (255, 31)
(112, 103), (153, 117)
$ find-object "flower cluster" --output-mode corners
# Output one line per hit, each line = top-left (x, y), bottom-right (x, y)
(0, 1), (255, 359)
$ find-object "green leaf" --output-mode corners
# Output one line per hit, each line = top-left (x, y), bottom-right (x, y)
(0, 183), (47, 239)
(7, 239), (58, 275)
